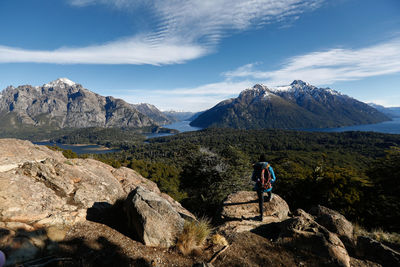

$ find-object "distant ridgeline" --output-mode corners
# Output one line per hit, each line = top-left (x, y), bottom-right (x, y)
(0, 78), (176, 135)
(191, 80), (390, 129)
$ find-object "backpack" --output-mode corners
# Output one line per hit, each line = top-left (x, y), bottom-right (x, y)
(252, 162), (272, 191)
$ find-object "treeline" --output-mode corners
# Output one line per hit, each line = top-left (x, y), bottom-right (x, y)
(89, 128), (400, 231)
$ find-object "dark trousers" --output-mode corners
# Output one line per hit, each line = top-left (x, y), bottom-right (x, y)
(256, 189), (272, 218)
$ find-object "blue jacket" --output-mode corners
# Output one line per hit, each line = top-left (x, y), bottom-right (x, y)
(252, 161), (276, 192)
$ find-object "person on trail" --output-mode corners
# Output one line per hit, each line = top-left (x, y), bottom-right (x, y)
(251, 154), (276, 221)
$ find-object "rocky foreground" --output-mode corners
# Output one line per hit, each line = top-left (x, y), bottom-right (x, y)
(0, 139), (399, 266)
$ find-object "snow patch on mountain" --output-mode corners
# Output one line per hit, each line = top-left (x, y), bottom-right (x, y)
(44, 78), (76, 88)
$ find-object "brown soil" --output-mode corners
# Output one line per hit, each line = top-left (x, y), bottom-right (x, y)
(45, 221), (333, 267)
(212, 231), (330, 267)
(48, 221), (212, 267)
(33, 220), (383, 267)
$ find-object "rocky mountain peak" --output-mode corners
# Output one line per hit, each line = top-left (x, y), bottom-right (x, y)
(290, 79), (308, 86)
(0, 79), (155, 129)
(43, 78), (77, 88)
(239, 84), (271, 99)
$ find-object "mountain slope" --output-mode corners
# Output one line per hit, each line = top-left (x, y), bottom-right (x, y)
(132, 103), (173, 125)
(0, 78), (154, 130)
(368, 103), (400, 118)
(190, 81), (390, 129)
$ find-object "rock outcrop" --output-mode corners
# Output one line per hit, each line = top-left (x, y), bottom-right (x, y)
(219, 192), (289, 233)
(277, 209), (351, 267)
(309, 205), (354, 246)
(0, 138), (195, 265)
(218, 191), (398, 267)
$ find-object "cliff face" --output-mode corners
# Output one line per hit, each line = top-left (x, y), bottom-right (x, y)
(0, 78), (154, 129)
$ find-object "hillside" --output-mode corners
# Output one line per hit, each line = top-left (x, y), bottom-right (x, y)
(132, 103), (174, 125)
(0, 78), (154, 131)
(191, 81), (389, 129)
(0, 139), (398, 266)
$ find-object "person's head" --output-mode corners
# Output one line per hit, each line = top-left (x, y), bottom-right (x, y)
(258, 154), (267, 162)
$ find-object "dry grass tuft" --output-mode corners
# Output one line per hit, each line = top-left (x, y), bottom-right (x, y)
(211, 233), (228, 247)
(354, 223), (400, 245)
(176, 218), (212, 256)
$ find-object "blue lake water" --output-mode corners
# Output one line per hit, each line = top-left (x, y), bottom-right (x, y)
(163, 120), (202, 132)
(303, 118), (400, 134)
(146, 121), (202, 139)
(34, 142), (120, 155)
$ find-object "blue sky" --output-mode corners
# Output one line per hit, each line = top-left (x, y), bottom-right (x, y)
(0, 0), (399, 111)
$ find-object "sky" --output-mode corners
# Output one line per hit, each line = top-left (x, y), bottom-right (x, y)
(0, 0), (399, 111)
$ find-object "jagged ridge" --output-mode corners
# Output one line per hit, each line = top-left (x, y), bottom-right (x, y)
(190, 80), (390, 129)
(0, 78), (155, 129)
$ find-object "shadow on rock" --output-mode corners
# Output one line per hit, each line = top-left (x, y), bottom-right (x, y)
(0, 225), (150, 267)
(86, 200), (138, 241)
(54, 236), (150, 267)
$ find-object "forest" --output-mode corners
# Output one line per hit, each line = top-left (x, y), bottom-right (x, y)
(54, 128), (400, 232)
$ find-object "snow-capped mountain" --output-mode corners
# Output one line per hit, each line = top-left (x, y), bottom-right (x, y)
(0, 78), (155, 129)
(190, 80), (390, 129)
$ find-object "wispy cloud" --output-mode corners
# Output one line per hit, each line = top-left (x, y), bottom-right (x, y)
(115, 80), (254, 111)
(224, 38), (400, 85)
(0, 37), (206, 65)
(0, 0), (324, 65)
(129, 37), (400, 110)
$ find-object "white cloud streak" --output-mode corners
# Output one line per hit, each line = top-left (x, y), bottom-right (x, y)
(224, 38), (400, 85)
(0, 0), (323, 65)
(130, 38), (400, 111)
(115, 80), (254, 111)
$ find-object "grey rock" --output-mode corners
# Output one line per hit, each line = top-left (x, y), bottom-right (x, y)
(124, 186), (185, 247)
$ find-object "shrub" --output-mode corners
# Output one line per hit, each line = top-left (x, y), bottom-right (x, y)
(176, 218), (212, 256)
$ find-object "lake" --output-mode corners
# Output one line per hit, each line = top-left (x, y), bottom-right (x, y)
(146, 121), (202, 138)
(161, 119), (400, 135)
(304, 117), (400, 134)
(34, 142), (120, 155)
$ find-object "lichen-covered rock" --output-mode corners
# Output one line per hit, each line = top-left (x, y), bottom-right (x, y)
(123, 186), (185, 247)
(221, 191), (289, 221)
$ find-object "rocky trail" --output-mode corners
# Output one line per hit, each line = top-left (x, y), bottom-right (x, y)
(0, 139), (399, 266)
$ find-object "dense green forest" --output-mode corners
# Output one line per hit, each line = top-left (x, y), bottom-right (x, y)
(81, 128), (400, 232)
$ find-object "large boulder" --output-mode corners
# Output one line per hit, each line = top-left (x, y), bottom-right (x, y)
(277, 209), (351, 267)
(221, 191), (289, 221)
(0, 139), (169, 230)
(309, 205), (354, 245)
(219, 191), (289, 234)
(123, 186), (186, 247)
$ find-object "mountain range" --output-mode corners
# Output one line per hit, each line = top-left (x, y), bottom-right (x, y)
(190, 80), (390, 129)
(368, 103), (400, 118)
(0, 78), (160, 130)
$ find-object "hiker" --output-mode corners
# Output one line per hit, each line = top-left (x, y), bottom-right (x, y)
(251, 154), (276, 221)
